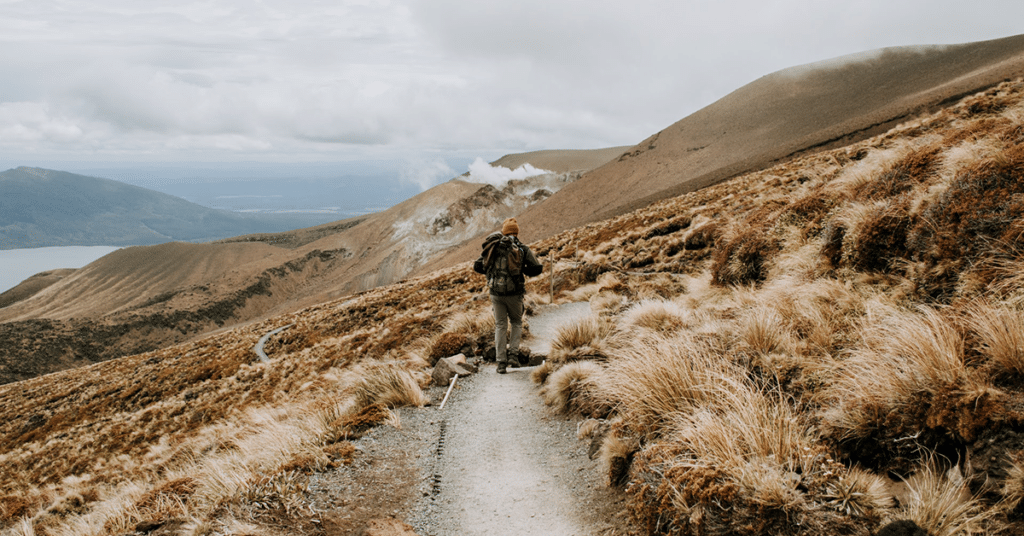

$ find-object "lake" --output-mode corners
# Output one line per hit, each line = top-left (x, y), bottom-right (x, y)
(0, 246), (121, 294)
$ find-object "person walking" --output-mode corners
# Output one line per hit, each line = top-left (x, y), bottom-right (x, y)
(473, 217), (543, 374)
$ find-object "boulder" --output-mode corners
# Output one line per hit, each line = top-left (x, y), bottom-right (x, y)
(448, 353), (478, 373)
(521, 348), (546, 367)
(431, 356), (475, 386)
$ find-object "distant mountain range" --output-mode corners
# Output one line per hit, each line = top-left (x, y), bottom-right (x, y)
(0, 167), (329, 249)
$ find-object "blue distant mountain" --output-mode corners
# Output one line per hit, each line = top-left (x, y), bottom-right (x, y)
(0, 167), (333, 249)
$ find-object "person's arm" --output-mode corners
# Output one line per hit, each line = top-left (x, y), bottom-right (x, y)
(473, 256), (486, 274)
(522, 246), (542, 277)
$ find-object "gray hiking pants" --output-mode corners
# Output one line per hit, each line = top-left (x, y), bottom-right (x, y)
(491, 293), (523, 364)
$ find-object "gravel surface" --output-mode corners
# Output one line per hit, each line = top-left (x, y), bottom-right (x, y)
(318, 302), (628, 535)
(411, 302), (626, 535)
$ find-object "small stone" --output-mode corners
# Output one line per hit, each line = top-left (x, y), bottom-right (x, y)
(431, 356), (474, 385)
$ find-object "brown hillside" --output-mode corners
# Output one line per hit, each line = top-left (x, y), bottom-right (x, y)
(0, 150), (620, 384)
(488, 147), (630, 173)
(422, 33), (1024, 272)
(5, 79), (1024, 535)
(0, 269), (74, 310)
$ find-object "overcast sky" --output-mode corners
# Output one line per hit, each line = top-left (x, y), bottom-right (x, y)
(1, 0), (1022, 170)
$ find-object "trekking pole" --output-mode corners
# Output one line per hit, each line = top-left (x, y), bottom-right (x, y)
(549, 259), (554, 304)
(439, 375), (458, 410)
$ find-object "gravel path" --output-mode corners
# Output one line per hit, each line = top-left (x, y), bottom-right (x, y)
(407, 302), (626, 536)
(311, 302), (626, 535)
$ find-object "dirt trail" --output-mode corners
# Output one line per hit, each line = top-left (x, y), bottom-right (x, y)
(406, 302), (625, 535)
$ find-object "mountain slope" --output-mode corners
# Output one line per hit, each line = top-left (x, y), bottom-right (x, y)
(0, 167), (319, 249)
(0, 149), (621, 384)
(420, 33), (1024, 273)
(5, 79), (1024, 534)
(9, 33), (1024, 385)
(534, 33), (1024, 231)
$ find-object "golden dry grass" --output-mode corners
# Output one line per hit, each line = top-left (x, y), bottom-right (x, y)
(966, 301), (1024, 377)
(528, 80), (1024, 534)
(597, 430), (640, 488)
(540, 361), (609, 417)
(598, 334), (745, 439)
(352, 363), (429, 409)
(548, 315), (612, 364)
(823, 305), (975, 446)
(0, 264), (476, 534)
(7, 76), (1024, 536)
(1001, 453), (1024, 512)
(897, 460), (994, 536)
(620, 299), (689, 335)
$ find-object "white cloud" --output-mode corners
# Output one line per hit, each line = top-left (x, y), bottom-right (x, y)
(465, 157), (549, 187)
(0, 0), (1022, 164)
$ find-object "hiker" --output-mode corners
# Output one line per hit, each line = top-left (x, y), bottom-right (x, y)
(473, 217), (543, 374)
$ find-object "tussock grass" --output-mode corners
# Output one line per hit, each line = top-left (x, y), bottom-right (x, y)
(541, 361), (609, 417)
(630, 273), (686, 300)
(830, 144), (912, 197)
(427, 332), (469, 364)
(824, 467), (894, 517)
(444, 309), (494, 344)
(898, 460), (994, 536)
(530, 360), (552, 385)
(668, 388), (811, 480)
(44, 481), (146, 536)
(565, 282), (603, 302)
(621, 299), (689, 334)
(577, 419), (602, 440)
(598, 430), (640, 487)
(736, 305), (793, 357)
(823, 305), (970, 445)
(1001, 452), (1024, 512)
(549, 315), (612, 364)
(599, 335), (746, 439)
(533, 79), (1024, 535)
(352, 362), (429, 409)
(589, 290), (628, 315)
(966, 301), (1024, 377)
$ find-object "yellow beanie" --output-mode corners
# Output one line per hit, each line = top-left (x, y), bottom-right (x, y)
(501, 217), (520, 236)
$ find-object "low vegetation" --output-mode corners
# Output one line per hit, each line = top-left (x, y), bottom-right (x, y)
(5, 79), (1024, 535)
(529, 79), (1024, 535)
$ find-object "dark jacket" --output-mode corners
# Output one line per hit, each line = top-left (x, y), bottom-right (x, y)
(473, 232), (542, 295)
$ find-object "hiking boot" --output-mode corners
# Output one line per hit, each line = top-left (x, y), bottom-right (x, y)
(497, 362), (507, 374)
(508, 350), (523, 368)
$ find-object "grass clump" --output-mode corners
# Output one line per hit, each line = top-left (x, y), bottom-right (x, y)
(541, 361), (611, 418)
(352, 362), (428, 409)
(427, 332), (469, 364)
(897, 460), (995, 536)
(621, 299), (689, 335)
(966, 301), (1024, 378)
(711, 229), (780, 286)
(599, 335), (744, 440)
(549, 315), (612, 364)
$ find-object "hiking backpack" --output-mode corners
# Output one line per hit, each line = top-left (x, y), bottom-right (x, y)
(486, 236), (524, 295)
